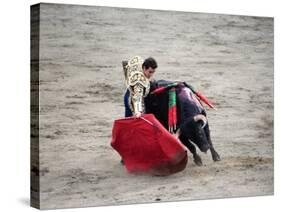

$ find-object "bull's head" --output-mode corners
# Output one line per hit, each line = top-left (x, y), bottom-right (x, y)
(181, 116), (210, 153)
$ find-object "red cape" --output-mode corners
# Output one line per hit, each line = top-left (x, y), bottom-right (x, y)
(111, 114), (188, 176)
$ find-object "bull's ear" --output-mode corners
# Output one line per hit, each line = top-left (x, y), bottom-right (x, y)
(122, 60), (129, 77)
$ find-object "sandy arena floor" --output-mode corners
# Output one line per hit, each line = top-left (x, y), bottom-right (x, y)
(34, 3), (273, 209)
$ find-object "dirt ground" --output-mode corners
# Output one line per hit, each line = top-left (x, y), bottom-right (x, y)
(35, 3), (273, 209)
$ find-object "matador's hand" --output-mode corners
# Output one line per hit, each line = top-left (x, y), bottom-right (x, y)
(135, 112), (142, 118)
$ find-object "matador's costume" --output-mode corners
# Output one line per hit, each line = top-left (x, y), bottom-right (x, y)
(122, 56), (150, 116)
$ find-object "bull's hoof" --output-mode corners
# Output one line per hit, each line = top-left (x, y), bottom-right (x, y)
(193, 154), (203, 166)
(211, 150), (221, 162)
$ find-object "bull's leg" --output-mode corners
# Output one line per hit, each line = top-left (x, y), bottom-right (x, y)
(179, 134), (203, 166)
(204, 124), (221, 161)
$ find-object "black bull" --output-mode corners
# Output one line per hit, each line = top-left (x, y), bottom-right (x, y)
(144, 80), (221, 166)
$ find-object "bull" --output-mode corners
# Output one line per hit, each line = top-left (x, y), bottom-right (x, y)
(144, 80), (221, 166)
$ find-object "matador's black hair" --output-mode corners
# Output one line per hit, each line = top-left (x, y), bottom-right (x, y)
(142, 57), (158, 69)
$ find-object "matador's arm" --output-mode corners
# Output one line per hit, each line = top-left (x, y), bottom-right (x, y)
(122, 56), (150, 116)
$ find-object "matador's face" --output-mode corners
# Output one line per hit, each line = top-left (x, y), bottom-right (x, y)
(143, 67), (156, 80)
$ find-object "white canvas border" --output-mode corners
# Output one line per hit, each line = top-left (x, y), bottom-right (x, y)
(0, 0), (279, 211)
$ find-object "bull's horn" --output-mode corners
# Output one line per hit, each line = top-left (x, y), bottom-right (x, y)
(195, 116), (207, 129)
